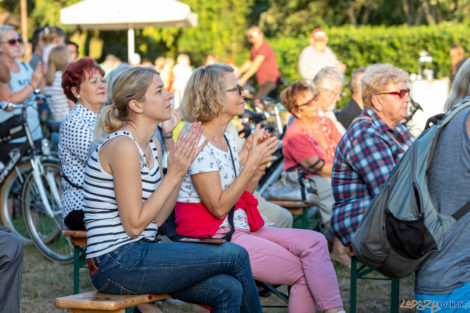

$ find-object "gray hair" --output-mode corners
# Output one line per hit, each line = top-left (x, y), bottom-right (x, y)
(312, 67), (347, 92)
(445, 58), (470, 111)
(350, 67), (366, 95)
(0, 25), (16, 42)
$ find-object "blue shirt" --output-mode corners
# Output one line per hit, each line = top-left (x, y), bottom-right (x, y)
(331, 109), (414, 244)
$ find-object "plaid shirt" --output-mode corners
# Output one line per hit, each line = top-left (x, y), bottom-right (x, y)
(331, 109), (414, 244)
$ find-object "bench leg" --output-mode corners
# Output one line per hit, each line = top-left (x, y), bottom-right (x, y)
(73, 246), (81, 294)
(349, 257), (357, 313)
(390, 277), (400, 313)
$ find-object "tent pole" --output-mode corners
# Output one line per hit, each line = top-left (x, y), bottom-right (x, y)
(128, 27), (135, 64)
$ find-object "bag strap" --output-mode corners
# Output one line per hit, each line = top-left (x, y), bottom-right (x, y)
(451, 201), (470, 221)
(352, 115), (406, 152)
(285, 158), (324, 176)
(223, 134), (237, 242)
(62, 171), (83, 190)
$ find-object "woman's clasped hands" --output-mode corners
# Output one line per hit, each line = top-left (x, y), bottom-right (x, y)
(167, 122), (208, 178)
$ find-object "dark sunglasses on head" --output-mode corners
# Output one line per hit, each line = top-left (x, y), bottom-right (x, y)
(226, 84), (244, 96)
(2, 38), (23, 46)
(377, 88), (410, 99)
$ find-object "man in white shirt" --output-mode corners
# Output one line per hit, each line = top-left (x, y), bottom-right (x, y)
(298, 29), (346, 83)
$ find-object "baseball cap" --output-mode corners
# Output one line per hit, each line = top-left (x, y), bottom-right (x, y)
(311, 28), (328, 41)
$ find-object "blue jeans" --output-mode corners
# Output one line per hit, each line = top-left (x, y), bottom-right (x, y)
(89, 240), (262, 313)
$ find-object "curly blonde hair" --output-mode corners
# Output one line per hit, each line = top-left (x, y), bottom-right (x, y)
(181, 64), (234, 122)
(362, 63), (409, 109)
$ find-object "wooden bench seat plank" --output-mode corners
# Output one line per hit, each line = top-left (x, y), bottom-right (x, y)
(269, 200), (309, 208)
(55, 291), (169, 310)
(63, 230), (88, 246)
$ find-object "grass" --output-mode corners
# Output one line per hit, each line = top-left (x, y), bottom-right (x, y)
(21, 242), (418, 313)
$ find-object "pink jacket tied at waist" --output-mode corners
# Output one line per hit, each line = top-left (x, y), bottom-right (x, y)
(175, 191), (265, 237)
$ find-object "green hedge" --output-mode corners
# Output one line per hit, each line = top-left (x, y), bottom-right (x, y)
(269, 23), (470, 84)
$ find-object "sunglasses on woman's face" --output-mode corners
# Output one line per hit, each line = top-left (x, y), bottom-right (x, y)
(377, 88), (410, 99)
(226, 84), (244, 96)
(2, 38), (23, 46)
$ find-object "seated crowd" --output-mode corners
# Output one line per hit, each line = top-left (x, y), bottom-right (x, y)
(1, 24), (469, 313)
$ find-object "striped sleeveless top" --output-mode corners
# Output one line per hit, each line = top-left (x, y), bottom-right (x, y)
(83, 131), (161, 258)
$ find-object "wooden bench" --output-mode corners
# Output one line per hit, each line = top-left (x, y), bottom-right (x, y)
(269, 199), (312, 229)
(55, 290), (169, 313)
(59, 231), (170, 313)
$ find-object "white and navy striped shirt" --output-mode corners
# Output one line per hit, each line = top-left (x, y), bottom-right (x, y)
(83, 131), (161, 258)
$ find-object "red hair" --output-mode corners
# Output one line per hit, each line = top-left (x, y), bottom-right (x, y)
(62, 57), (105, 102)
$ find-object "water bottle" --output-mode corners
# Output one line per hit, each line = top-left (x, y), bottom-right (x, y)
(41, 138), (51, 156)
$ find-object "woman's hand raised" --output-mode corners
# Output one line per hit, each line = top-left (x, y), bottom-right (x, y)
(166, 122), (208, 178)
(245, 134), (279, 173)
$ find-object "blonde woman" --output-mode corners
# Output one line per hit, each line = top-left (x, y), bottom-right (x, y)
(176, 64), (345, 313)
(45, 45), (73, 121)
(83, 66), (262, 313)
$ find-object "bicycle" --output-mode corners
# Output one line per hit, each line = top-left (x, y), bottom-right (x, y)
(0, 102), (72, 262)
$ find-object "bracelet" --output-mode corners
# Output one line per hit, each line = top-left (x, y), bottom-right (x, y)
(163, 132), (173, 139)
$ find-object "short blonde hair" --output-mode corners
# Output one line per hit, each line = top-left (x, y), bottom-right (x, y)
(181, 64), (234, 122)
(362, 63), (409, 109)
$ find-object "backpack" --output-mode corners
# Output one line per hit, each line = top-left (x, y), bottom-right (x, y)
(351, 100), (470, 278)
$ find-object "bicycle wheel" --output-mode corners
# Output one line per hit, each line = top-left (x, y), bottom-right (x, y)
(0, 161), (33, 243)
(22, 160), (73, 263)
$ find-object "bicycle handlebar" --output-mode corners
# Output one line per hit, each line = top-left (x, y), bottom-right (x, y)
(0, 102), (29, 110)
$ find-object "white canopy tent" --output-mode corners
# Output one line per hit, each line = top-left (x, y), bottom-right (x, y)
(60, 0), (197, 63)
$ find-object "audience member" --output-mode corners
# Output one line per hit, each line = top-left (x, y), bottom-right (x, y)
(59, 57), (107, 231)
(312, 66), (347, 134)
(238, 26), (281, 99)
(100, 54), (122, 76)
(29, 27), (44, 70)
(280, 81), (349, 266)
(172, 53), (193, 108)
(331, 63), (414, 245)
(0, 58), (10, 98)
(45, 45), (73, 121)
(298, 28), (346, 83)
(40, 26), (65, 65)
(176, 64), (345, 313)
(161, 57), (175, 92)
(0, 26), (44, 165)
(141, 56), (153, 67)
(154, 56), (165, 73)
(449, 44), (466, 84)
(0, 230), (23, 313)
(414, 58), (470, 311)
(66, 40), (79, 61)
(226, 122), (293, 228)
(204, 53), (219, 65)
(336, 67), (366, 129)
(85, 66), (262, 313)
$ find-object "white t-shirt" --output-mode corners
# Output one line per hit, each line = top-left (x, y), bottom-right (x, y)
(177, 130), (249, 230)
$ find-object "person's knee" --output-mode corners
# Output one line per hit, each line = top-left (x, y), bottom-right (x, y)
(2, 233), (23, 263)
(212, 276), (243, 309)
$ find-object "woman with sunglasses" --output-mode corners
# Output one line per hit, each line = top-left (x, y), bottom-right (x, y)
(330, 63), (414, 247)
(280, 81), (350, 267)
(0, 26), (44, 164)
(176, 64), (345, 313)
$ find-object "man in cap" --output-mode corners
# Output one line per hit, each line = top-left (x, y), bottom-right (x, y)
(298, 28), (346, 83)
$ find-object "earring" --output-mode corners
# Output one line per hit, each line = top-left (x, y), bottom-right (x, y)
(77, 95), (80, 100)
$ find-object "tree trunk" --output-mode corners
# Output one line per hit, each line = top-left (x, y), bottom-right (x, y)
(402, 0), (413, 25)
(421, 0), (436, 24)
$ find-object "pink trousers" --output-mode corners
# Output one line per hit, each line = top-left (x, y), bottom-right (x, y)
(218, 226), (343, 313)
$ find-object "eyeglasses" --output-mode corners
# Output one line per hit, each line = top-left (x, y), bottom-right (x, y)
(377, 88), (410, 99)
(296, 96), (316, 109)
(226, 85), (244, 96)
(2, 38), (24, 46)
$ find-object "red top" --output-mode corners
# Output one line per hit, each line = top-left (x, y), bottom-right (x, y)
(282, 117), (342, 170)
(250, 41), (280, 86)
